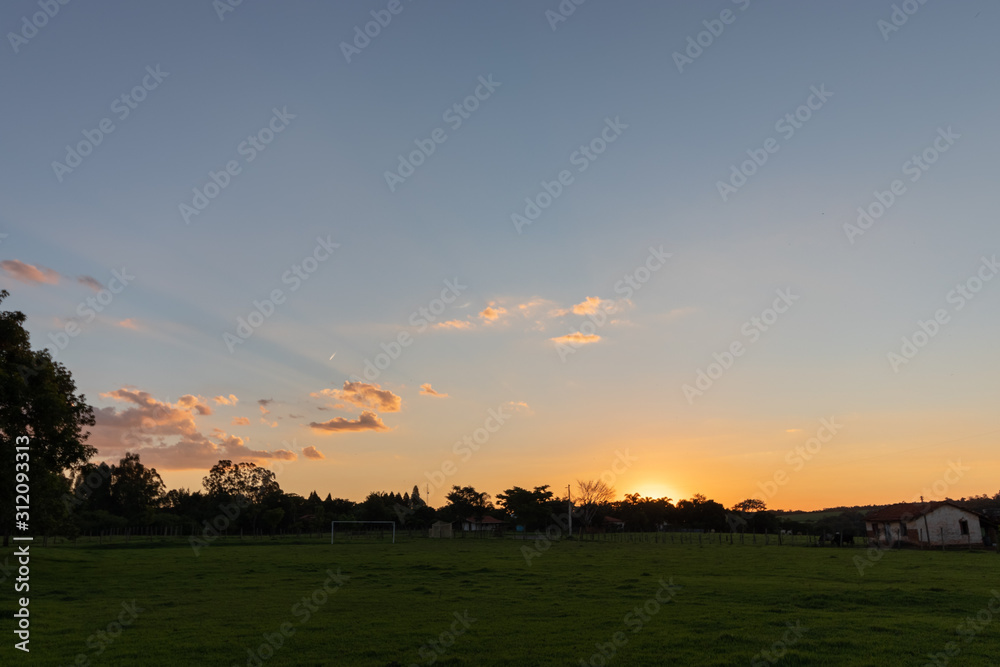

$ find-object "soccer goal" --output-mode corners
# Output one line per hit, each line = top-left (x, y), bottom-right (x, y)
(331, 520), (396, 544)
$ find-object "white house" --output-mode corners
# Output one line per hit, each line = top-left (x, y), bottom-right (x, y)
(461, 516), (505, 532)
(865, 501), (996, 548)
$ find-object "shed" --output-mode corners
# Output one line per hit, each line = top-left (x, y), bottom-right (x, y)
(428, 521), (453, 538)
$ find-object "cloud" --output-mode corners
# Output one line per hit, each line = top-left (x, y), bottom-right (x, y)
(660, 307), (697, 320)
(571, 296), (603, 315)
(213, 394), (239, 406)
(259, 404), (270, 415)
(117, 318), (139, 330)
(77, 275), (102, 291)
(311, 381), (401, 413)
(550, 332), (601, 345)
(479, 303), (507, 322)
(309, 410), (388, 433)
(432, 319), (474, 330)
(260, 417), (278, 428)
(1, 260), (60, 285)
(288, 413), (303, 419)
(302, 446), (325, 460)
(419, 383), (448, 398)
(231, 417), (250, 426)
(517, 298), (554, 314)
(176, 394), (213, 415)
(506, 400), (533, 415)
(89, 388), (291, 469)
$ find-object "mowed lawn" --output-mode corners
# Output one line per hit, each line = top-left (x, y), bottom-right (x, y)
(4, 536), (999, 666)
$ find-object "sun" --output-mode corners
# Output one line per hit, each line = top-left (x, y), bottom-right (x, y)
(629, 482), (678, 501)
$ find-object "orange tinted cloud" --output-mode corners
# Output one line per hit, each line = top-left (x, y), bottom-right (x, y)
(572, 296), (603, 315)
(90, 388), (289, 469)
(214, 394), (239, 405)
(1, 259), (59, 285)
(309, 410), (388, 433)
(231, 417), (250, 426)
(312, 381), (401, 412)
(176, 394), (212, 415)
(117, 318), (139, 330)
(479, 303), (507, 321)
(550, 332), (601, 345)
(419, 383), (448, 397)
(433, 319), (474, 330)
(302, 446), (325, 460)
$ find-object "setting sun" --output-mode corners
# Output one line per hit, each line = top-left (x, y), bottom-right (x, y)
(629, 483), (680, 502)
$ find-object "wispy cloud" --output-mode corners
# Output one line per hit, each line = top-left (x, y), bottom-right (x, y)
(550, 332), (601, 345)
(77, 275), (103, 291)
(309, 410), (389, 433)
(419, 383), (448, 398)
(571, 296), (602, 315)
(1, 259), (60, 285)
(433, 319), (474, 330)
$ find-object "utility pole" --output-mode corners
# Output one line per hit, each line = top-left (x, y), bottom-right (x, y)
(567, 484), (573, 538)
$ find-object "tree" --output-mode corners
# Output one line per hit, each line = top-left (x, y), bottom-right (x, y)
(110, 453), (165, 524)
(411, 484), (423, 507)
(730, 498), (769, 533)
(441, 485), (492, 523)
(732, 498), (767, 513)
(614, 493), (674, 532)
(496, 485), (554, 530)
(576, 479), (615, 529)
(202, 460), (280, 505)
(202, 460), (281, 534)
(674, 494), (728, 532)
(1, 290), (96, 545)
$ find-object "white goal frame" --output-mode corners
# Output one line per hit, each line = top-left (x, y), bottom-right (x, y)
(331, 520), (396, 544)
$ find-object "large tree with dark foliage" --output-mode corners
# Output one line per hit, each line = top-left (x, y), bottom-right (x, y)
(496, 485), (555, 530)
(0, 290), (96, 545)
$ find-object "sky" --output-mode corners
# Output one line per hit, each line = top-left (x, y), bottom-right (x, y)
(2, 0), (998, 511)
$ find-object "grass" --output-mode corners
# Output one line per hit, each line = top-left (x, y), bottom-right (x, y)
(3, 535), (998, 666)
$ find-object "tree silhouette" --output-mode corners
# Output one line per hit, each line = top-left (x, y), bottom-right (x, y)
(1, 290), (96, 546)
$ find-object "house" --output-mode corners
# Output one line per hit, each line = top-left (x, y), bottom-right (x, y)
(461, 516), (505, 533)
(864, 501), (997, 548)
(603, 515), (626, 532)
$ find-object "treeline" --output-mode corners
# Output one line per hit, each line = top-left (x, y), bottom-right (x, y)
(48, 453), (933, 541)
(22, 450), (1000, 543)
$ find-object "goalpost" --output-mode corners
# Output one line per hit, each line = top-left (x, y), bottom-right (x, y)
(331, 520), (396, 544)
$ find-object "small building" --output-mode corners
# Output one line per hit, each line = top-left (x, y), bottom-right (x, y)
(461, 516), (505, 533)
(428, 521), (453, 538)
(865, 501), (997, 548)
(603, 515), (626, 532)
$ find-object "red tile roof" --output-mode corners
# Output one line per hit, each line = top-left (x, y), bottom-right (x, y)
(864, 501), (972, 521)
(464, 516), (505, 524)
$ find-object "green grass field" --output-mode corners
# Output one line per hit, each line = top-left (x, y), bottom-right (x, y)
(3, 535), (998, 666)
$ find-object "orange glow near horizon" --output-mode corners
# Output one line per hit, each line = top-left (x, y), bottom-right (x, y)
(627, 483), (680, 502)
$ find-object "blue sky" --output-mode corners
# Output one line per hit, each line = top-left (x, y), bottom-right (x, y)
(2, 0), (998, 510)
